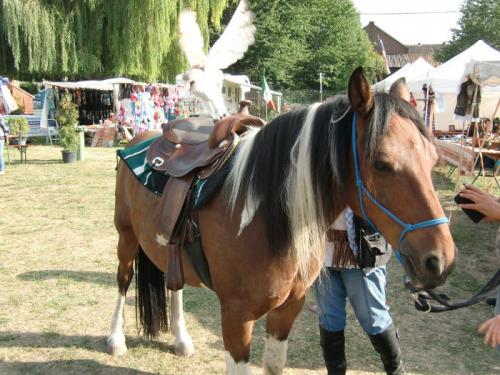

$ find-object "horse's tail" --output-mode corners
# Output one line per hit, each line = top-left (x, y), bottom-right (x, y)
(135, 246), (169, 338)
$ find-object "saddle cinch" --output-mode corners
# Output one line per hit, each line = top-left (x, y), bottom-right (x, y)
(146, 106), (265, 290)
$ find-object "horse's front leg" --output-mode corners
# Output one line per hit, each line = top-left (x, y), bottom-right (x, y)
(221, 304), (255, 375)
(263, 292), (305, 375)
(170, 289), (195, 355)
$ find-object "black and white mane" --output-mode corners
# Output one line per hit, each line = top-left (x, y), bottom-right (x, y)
(227, 93), (428, 279)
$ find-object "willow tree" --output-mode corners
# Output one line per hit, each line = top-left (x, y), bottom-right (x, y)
(0, 0), (234, 81)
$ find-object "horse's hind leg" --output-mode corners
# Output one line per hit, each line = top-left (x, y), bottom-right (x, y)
(263, 292), (305, 375)
(170, 290), (194, 355)
(107, 228), (138, 356)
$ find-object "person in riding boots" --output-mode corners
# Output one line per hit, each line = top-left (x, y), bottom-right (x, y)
(315, 208), (404, 375)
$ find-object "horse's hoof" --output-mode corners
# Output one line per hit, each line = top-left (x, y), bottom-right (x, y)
(174, 339), (195, 356)
(107, 334), (128, 356)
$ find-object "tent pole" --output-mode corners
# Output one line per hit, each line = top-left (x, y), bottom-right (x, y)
(455, 83), (479, 192)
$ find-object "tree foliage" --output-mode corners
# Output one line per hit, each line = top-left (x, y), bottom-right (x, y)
(0, 0), (233, 81)
(224, 0), (384, 91)
(434, 0), (500, 63)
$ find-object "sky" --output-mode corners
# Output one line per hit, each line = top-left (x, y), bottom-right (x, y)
(352, 0), (465, 45)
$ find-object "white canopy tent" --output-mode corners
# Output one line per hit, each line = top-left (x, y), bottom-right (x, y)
(405, 41), (500, 131)
(373, 57), (434, 93)
(462, 60), (500, 88)
(407, 40), (500, 94)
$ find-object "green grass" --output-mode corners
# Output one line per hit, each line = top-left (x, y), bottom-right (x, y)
(0, 146), (499, 374)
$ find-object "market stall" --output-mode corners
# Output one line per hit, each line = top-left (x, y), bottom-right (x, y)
(406, 40), (500, 131)
(435, 58), (500, 188)
(42, 78), (191, 146)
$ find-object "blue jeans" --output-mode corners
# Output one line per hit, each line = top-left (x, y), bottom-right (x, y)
(0, 139), (4, 172)
(315, 266), (393, 335)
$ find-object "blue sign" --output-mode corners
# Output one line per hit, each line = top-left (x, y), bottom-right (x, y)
(3, 115), (57, 137)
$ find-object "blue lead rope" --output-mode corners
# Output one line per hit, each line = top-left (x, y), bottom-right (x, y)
(351, 113), (449, 265)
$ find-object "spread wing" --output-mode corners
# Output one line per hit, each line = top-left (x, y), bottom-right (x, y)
(178, 10), (207, 68)
(205, 0), (256, 71)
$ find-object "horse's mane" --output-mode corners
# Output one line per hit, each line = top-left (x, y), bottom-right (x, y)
(226, 93), (429, 280)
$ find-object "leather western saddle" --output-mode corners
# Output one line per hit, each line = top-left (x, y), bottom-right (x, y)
(146, 105), (265, 290)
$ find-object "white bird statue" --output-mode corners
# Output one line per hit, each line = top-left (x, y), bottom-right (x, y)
(178, 0), (256, 119)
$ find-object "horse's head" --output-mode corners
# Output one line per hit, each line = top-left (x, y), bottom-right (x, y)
(346, 67), (456, 289)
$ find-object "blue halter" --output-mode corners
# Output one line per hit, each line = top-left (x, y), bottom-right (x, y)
(351, 113), (448, 264)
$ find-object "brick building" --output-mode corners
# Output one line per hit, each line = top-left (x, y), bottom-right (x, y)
(363, 21), (442, 74)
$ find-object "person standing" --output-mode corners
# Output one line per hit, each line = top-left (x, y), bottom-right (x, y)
(315, 208), (404, 375)
(0, 114), (7, 175)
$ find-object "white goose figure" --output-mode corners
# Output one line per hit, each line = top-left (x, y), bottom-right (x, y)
(179, 0), (256, 119)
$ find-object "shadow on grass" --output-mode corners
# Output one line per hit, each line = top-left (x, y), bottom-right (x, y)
(0, 359), (155, 374)
(17, 270), (115, 286)
(0, 331), (174, 355)
(433, 167), (457, 191)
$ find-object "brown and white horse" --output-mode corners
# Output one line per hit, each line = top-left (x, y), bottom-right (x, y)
(107, 68), (456, 374)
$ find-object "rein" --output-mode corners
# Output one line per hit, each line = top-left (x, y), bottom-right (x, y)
(351, 113), (449, 262)
(412, 270), (500, 313)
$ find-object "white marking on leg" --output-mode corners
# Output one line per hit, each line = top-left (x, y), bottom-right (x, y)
(263, 335), (288, 375)
(170, 290), (195, 356)
(225, 351), (252, 375)
(155, 233), (168, 246)
(107, 293), (128, 356)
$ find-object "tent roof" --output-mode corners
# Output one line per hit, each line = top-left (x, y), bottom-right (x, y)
(373, 57), (434, 92)
(462, 60), (500, 87)
(407, 40), (500, 93)
(43, 78), (136, 91)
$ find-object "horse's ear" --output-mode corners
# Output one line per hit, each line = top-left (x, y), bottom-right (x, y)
(389, 77), (411, 103)
(348, 66), (373, 118)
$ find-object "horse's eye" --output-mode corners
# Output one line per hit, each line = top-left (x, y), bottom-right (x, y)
(374, 160), (393, 172)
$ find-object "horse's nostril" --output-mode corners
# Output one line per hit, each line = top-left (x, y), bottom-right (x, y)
(424, 255), (443, 276)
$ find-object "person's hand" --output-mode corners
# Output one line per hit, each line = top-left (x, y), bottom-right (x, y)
(478, 315), (500, 348)
(459, 184), (500, 222)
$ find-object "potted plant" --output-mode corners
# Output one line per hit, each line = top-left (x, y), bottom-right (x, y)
(57, 92), (79, 163)
(7, 117), (30, 145)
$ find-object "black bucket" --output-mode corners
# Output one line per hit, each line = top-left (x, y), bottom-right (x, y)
(62, 150), (77, 163)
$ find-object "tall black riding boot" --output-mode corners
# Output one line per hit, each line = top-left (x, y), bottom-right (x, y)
(368, 324), (404, 375)
(319, 326), (347, 375)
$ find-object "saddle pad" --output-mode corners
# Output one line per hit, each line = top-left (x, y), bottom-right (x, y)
(117, 136), (232, 204)
(117, 135), (170, 196)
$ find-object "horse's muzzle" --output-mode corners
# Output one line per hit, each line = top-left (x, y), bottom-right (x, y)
(399, 241), (457, 289)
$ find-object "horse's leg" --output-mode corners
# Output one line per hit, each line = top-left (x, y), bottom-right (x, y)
(170, 289), (195, 355)
(107, 228), (138, 356)
(263, 292), (305, 375)
(221, 306), (255, 375)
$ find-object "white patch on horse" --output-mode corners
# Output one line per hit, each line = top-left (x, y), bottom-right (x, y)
(225, 127), (262, 233)
(155, 233), (168, 247)
(263, 335), (288, 375)
(285, 102), (324, 281)
(225, 351), (252, 375)
(170, 290), (195, 356)
(238, 193), (261, 236)
(107, 294), (127, 356)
